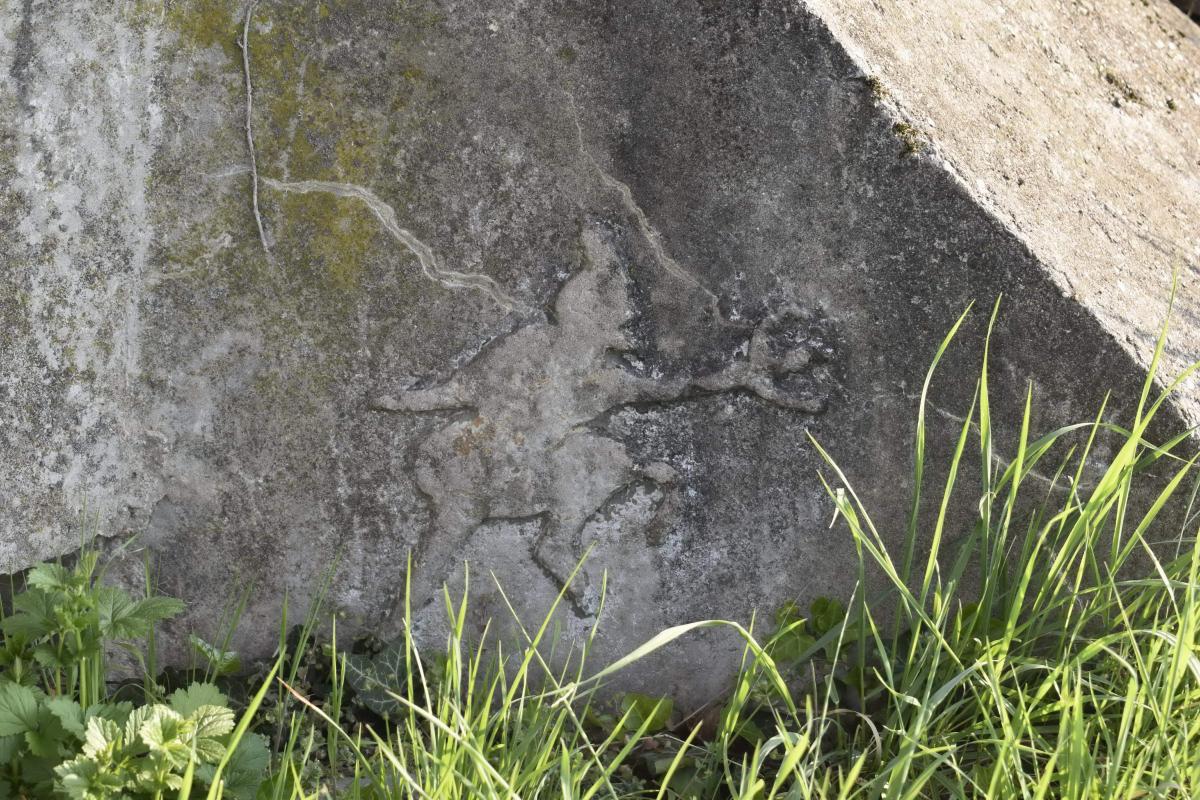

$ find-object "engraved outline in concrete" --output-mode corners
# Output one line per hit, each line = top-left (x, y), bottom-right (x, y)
(371, 225), (835, 615)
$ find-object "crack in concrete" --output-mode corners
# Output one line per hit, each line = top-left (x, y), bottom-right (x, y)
(566, 94), (739, 327)
(261, 177), (522, 311)
(237, 1), (272, 262)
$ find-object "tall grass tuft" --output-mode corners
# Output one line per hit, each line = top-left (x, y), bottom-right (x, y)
(262, 296), (1200, 798)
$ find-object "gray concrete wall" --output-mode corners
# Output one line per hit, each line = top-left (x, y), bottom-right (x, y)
(1, 0), (1197, 700)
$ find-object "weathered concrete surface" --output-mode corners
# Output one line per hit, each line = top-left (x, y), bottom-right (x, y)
(1, 0), (1198, 701)
(809, 0), (1200, 421)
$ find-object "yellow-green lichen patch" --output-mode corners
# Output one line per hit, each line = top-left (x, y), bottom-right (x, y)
(163, 0), (243, 62)
(892, 121), (923, 156)
(161, 0), (439, 295)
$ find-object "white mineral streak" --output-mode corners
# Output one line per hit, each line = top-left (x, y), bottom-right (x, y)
(261, 176), (522, 311)
(566, 94), (724, 310)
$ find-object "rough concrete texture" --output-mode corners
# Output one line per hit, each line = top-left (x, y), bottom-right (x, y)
(1, 0), (1198, 701)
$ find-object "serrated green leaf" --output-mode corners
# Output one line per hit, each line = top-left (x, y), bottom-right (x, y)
(0, 681), (41, 736)
(97, 589), (184, 641)
(122, 705), (157, 747)
(189, 705), (235, 740)
(26, 562), (73, 592)
(137, 706), (184, 747)
(215, 732), (270, 799)
(23, 705), (67, 758)
(46, 697), (85, 739)
(193, 735), (228, 764)
(170, 682), (228, 717)
(32, 643), (66, 669)
(1, 590), (57, 639)
(55, 758), (103, 800)
(82, 717), (122, 759)
(131, 595), (186, 623)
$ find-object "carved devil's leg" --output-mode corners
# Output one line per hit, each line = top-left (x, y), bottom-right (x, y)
(407, 427), (489, 608)
(371, 381), (470, 414)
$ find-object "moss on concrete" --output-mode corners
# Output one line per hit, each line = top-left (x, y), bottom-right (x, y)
(161, 0), (437, 296)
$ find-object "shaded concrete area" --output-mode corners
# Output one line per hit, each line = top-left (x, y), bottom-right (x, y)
(0, 0), (1197, 701)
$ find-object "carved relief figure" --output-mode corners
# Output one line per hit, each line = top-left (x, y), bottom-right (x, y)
(373, 225), (834, 613)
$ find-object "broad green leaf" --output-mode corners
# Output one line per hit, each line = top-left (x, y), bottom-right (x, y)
(0, 734), (21, 763)
(46, 697), (85, 739)
(82, 717), (122, 759)
(0, 681), (41, 735)
(169, 682), (228, 717)
(214, 732), (270, 800)
(24, 705), (67, 758)
(26, 562), (72, 592)
(620, 693), (673, 734)
(189, 705), (235, 740)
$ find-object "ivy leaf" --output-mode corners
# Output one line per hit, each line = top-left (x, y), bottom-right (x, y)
(809, 597), (846, 637)
(169, 682), (228, 717)
(345, 644), (408, 717)
(771, 628), (817, 664)
(0, 681), (41, 735)
(774, 600), (802, 628)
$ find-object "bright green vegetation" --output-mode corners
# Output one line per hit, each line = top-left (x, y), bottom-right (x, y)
(5, 298), (1200, 798)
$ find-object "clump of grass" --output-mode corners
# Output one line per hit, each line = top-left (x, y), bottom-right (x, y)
(259, 291), (1200, 798)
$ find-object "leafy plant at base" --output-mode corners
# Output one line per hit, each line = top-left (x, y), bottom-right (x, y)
(0, 550), (268, 799)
